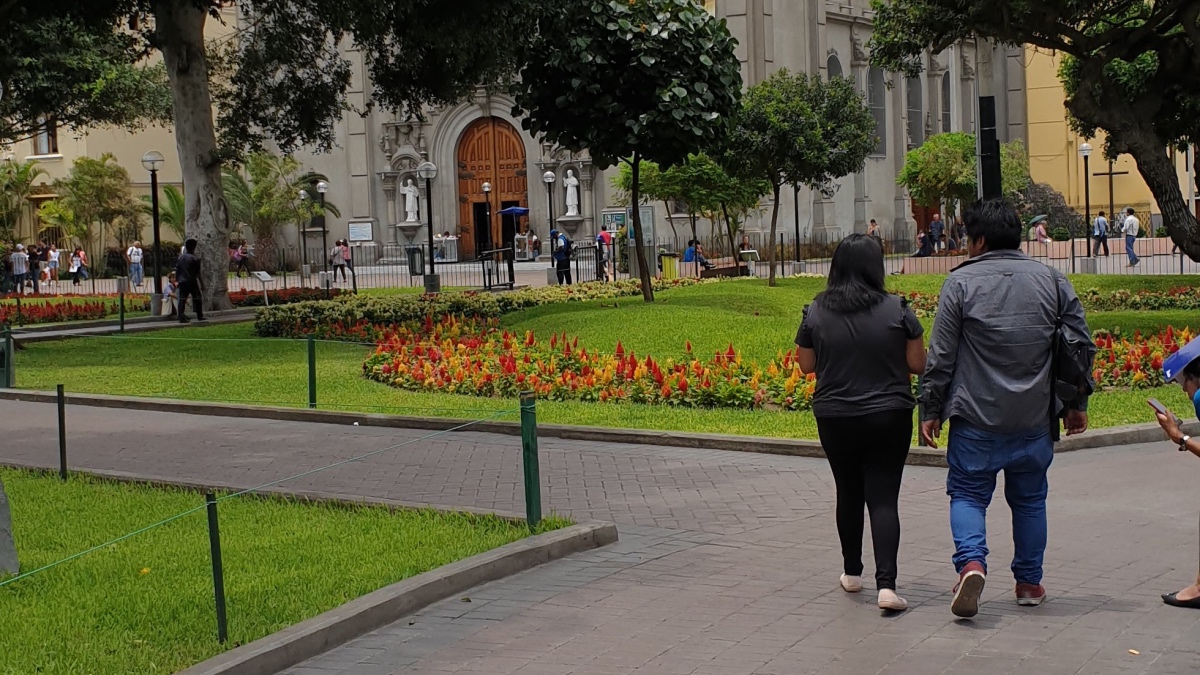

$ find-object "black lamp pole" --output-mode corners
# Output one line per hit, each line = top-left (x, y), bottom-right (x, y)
(149, 168), (162, 295)
(425, 176), (435, 276)
(319, 191), (329, 275)
(1083, 153), (1092, 257)
(793, 183), (801, 263)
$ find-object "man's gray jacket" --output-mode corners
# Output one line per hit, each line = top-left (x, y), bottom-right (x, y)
(920, 250), (1096, 432)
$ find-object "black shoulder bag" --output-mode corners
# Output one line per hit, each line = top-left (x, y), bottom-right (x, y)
(1048, 274), (1094, 441)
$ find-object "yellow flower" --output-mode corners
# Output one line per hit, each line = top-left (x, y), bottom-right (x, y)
(140, 567), (151, 576)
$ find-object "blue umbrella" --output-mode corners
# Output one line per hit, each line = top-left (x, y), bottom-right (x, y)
(497, 206), (529, 217)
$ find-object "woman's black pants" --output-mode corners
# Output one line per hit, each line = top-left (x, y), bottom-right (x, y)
(815, 408), (912, 590)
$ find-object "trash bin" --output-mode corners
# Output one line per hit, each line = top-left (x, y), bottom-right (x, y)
(405, 246), (425, 276)
(659, 252), (680, 280)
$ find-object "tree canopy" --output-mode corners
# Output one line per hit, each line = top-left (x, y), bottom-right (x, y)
(868, 0), (1200, 258)
(897, 132), (1031, 213)
(513, 0), (743, 301)
(724, 69), (875, 285)
(40, 154), (143, 259)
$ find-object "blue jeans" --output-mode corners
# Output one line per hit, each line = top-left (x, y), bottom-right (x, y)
(1125, 235), (1140, 265)
(947, 420), (1054, 585)
(129, 262), (144, 286)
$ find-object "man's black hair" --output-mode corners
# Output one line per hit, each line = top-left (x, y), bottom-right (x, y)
(184, 238), (198, 253)
(963, 199), (1022, 251)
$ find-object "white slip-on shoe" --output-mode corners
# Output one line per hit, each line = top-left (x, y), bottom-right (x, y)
(878, 589), (908, 611)
(840, 574), (863, 593)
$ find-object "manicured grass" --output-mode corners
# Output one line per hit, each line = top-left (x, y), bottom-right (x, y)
(0, 468), (567, 675)
(12, 274), (1200, 441)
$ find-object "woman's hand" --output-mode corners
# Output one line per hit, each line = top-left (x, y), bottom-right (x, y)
(1156, 411), (1184, 445)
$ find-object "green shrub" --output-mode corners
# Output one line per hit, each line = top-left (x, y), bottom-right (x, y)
(254, 278), (716, 338)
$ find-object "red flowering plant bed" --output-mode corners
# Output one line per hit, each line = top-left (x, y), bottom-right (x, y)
(360, 315), (817, 411)
(0, 294), (152, 326)
(228, 287), (344, 308)
(1092, 326), (1195, 390)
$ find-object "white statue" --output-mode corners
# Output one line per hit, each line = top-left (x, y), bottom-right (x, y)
(400, 179), (420, 222)
(564, 169), (580, 217)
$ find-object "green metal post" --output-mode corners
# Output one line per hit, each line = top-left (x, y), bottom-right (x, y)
(1, 326), (13, 388)
(119, 291), (126, 333)
(519, 391), (542, 529)
(307, 335), (317, 409)
(204, 493), (229, 643)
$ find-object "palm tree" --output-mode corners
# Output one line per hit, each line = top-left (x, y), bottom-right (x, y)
(0, 160), (48, 241)
(222, 152), (340, 272)
(141, 184), (187, 241)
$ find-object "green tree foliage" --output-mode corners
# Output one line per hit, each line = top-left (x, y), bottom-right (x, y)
(221, 152), (339, 272)
(39, 154), (142, 263)
(725, 70), (875, 286)
(897, 133), (1031, 214)
(141, 185), (187, 241)
(1, 0), (545, 309)
(0, 160), (48, 242)
(513, 0), (743, 302)
(867, 0), (1200, 258)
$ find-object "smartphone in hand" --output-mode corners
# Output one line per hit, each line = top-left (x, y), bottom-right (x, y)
(1148, 398), (1183, 426)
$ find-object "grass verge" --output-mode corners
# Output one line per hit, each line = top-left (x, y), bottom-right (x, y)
(0, 468), (567, 675)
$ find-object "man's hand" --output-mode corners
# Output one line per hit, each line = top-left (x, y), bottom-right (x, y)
(1065, 409), (1088, 436)
(1155, 411), (1183, 444)
(920, 419), (942, 449)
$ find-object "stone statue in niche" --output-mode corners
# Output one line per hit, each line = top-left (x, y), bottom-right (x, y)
(851, 36), (868, 65)
(564, 170), (580, 217)
(400, 179), (420, 222)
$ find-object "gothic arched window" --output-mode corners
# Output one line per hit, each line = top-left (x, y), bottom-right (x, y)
(868, 67), (887, 156)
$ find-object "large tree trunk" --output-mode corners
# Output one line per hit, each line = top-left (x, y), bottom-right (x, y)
(628, 156), (655, 303)
(254, 231), (280, 273)
(1119, 126), (1200, 258)
(767, 183), (781, 287)
(155, 0), (232, 310)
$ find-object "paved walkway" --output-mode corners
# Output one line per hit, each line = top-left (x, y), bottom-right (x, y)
(1, 400), (1199, 674)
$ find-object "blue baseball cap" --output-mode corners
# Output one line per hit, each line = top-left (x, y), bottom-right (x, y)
(1163, 337), (1200, 382)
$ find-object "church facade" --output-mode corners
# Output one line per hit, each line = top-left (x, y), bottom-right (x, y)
(295, 0), (1028, 260)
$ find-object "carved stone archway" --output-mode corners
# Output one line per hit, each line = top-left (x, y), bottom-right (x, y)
(455, 117), (528, 257)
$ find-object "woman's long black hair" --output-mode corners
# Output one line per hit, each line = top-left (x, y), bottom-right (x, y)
(813, 233), (887, 314)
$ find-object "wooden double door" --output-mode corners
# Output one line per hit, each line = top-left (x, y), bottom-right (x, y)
(456, 117), (528, 258)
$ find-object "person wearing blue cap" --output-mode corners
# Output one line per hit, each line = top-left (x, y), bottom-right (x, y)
(1152, 337), (1200, 608)
(550, 229), (573, 285)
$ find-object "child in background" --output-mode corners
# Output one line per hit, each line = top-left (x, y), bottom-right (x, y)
(162, 272), (178, 318)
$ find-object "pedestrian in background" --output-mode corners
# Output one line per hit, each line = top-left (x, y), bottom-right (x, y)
(330, 239), (348, 282)
(175, 238), (205, 323)
(126, 240), (145, 288)
(1122, 207), (1141, 267)
(930, 213), (945, 251)
(8, 245), (28, 295)
(1093, 211), (1110, 256)
(796, 233), (926, 612)
(921, 200), (1095, 618)
(550, 229), (573, 285)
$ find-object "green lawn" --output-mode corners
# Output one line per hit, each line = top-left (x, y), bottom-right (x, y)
(0, 468), (567, 675)
(11, 274), (1199, 440)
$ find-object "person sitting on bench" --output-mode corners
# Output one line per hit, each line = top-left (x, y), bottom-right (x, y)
(683, 240), (716, 270)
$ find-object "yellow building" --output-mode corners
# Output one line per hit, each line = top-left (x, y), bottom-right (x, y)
(1025, 47), (1195, 230)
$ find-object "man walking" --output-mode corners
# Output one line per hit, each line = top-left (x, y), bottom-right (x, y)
(920, 200), (1095, 618)
(175, 238), (205, 323)
(8, 245), (28, 295)
(929, 213), (945, 251)
(1122, 207), (1140, 266)
(1092, 211), (1109, 256)
(126, 240), (145, 288)
(550, 229), (572, 285)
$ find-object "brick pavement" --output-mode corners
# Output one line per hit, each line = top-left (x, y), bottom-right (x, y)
(1, 400), (1199, 674)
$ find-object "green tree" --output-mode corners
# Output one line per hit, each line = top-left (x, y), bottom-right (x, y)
(1, 0), (546, 309)
(0, 160), (48, 242)
(867, 0), (1200, 257)
(725, 70), (875, 286)
(141, 184), (187, 241)
(513, 0), (743, 302)
(222, 152), (339, 272)
(42, 154), (142, 267)
(897, 133), (1031, 216)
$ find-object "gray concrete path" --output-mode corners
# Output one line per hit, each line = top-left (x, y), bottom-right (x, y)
(1, 400), (1199, 674)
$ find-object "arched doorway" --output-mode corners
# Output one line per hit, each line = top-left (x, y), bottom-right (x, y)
(456, 117), (528, 258)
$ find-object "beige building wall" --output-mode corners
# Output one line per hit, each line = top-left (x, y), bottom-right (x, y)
(1025, 47), (1197, 229)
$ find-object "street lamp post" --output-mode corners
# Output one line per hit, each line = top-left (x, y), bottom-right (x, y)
(482, 181), (493, 250)
(316, 181), (329, 277)
(299, 189), (310, 278)
(141, 150), (166, 316)
(1080, 143), (1093, 258)
(542, 171), (556, 267)
(417, 161), (440, 293)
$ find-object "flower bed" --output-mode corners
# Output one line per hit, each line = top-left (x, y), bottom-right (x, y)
(1092, 326), (1193, 390)
(0, 295), (152, 326)
(361, 315), (816, 411)
(254, 278), (714, 339)
(1078, 287), (1200, 312)
(228, 287), (344, 308)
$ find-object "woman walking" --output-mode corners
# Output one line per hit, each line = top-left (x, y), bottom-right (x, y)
(795, 234), (926, 611)
(330, 239), (349, 282)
